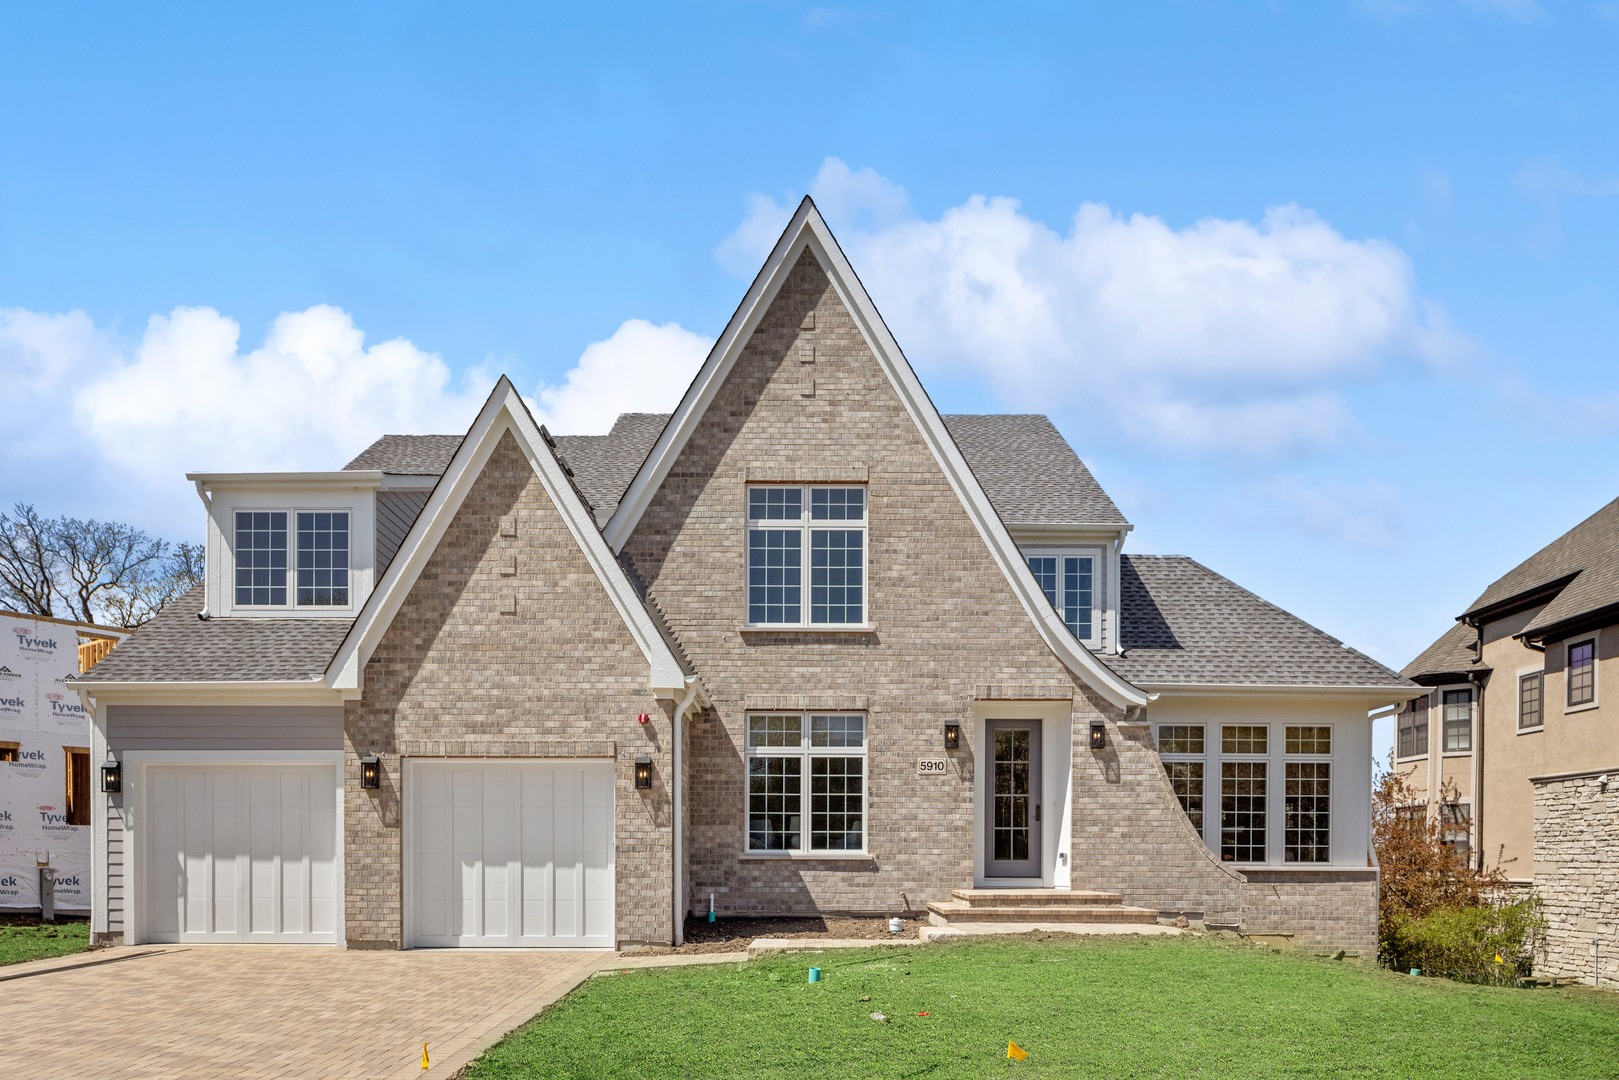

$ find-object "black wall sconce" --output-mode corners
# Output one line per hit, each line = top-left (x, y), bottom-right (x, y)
(100, 758), (122, 794)
(943, 723), (961, 752)
(1089, 722), (1107, 751)
(359, 754), (382, 790)
(634, 758), (653, 790)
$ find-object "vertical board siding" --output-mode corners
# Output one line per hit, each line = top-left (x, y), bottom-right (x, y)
(376, 490), (432, 576)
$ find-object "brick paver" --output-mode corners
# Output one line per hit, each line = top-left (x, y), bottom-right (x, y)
(0, 946), (608, 1079)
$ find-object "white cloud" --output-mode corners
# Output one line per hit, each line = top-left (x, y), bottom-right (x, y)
(529, 318), (713, 434)
(722, 158), (1467, 460)
(1249, 475), (1406, 552)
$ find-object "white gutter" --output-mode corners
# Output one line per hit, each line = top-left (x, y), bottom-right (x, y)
(671, 675), (702, 947)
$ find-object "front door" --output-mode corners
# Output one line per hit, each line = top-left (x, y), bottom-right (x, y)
(985, 720), (1042, 878)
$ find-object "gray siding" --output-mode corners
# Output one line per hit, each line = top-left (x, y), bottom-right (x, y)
(104, 704), (344, 751)
(376, 489), (431, 576)
(106, 798), (126, 935)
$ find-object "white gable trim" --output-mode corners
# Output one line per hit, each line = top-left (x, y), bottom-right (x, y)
(326, 378), (689, 697)
(602, 199), (1149, 710)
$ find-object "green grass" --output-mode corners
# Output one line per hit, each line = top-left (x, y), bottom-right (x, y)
(0, 919), (90, 967)
(463, 936), (1619, 1078)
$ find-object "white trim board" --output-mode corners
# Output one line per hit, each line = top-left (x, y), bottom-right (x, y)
(324, 378), (689, 698)
(600, 197), (1148, 711)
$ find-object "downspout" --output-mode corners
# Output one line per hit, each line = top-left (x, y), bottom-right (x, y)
(1468, 619), (1485, 874)
(671, 676), (701, 947)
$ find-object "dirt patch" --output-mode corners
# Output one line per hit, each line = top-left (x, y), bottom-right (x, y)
(629, 916), (918, 955)
(0, 914), (90, 929)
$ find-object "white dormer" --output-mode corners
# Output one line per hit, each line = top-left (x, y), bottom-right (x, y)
(189, 471), (385, 619)
(1011, 524), (1130, 654)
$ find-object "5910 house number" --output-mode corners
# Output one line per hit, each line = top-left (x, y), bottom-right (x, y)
(916, 757), (949, 775)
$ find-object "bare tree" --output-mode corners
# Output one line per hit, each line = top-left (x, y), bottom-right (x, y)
(0, 503), (203, 628)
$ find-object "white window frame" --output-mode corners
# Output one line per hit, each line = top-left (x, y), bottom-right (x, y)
(742, 713), (868, 857)
(1440, 686), (1473, 754)
(1566, 637), (1598, 712)
(1282, 724), (1332, 864)
(1517, 667), (1545, 733)
(231, 506), (354, 611)
(1157, 724), (1206, 840)
(743, 485), (869, 629)
(1023, 545), (1103, 649)
(1218, 723), (1269, 866)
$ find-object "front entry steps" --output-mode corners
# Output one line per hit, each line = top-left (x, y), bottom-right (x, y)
(925, 888), (1165, 934)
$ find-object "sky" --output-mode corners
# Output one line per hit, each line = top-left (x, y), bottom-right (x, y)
(3, 2), (1617, 761)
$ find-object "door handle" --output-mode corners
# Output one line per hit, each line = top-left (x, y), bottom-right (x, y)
(1034, 804), (1040, 822)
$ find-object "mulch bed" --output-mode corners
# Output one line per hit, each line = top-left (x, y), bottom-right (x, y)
(630, 915), (918, 955)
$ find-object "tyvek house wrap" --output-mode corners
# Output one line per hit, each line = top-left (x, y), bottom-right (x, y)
(0, 614), (91, 912)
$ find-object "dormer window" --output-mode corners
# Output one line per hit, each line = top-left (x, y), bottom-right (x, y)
(234, 509), (350, 608)
(1025, 548), (1099, 646)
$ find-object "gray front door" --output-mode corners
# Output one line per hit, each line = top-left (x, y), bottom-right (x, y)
(985, 720), (1042, 878)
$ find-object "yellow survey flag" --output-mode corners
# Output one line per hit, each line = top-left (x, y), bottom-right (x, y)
(422, 1042), (430, 1070)
(1008, 1041), (1029, 1062)
(1494, 954), (1504, 965)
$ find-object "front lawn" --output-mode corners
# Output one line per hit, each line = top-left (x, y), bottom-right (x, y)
(0, 918), (91, 967)
(463, 936), (1619, 1078)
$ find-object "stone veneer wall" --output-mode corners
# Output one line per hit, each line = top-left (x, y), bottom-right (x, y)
(1532, 771), (1619, 984)
(618, 249), (1375, 954)
(344, 431), (674, 948)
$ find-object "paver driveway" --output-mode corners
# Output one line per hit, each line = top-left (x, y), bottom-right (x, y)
(0, 945), (608, 1079)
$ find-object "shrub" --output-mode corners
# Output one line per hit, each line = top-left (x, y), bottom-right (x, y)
(1386, 897), (1546, 985)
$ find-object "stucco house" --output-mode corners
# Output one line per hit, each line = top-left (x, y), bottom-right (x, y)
(1397, 495), (1619, 983)
(73, 199), (1413, 957)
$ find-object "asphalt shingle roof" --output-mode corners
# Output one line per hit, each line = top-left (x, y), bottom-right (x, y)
(1400, 620), (1483, 682)
(1461, 496), (1619, 639)
(75, 585), (351, 683)
(1104, 555), (1412, 689)
(346, 413), (1125, 528)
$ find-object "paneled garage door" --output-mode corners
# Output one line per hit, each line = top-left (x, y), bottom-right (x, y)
(408, 760), (615, 948)
(143, 763), (340, 944)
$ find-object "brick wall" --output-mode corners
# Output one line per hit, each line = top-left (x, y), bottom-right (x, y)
(345, 431), (674, 947)
(1532, 772), (1619, 984)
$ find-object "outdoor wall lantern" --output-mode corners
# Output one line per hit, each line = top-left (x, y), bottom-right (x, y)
(100, 758), (122, 794)
(359, 754), (382, 790)
(1089, 722), (1107, 752)
(943, 723), (962, 752)
(634, 758), (653, 790)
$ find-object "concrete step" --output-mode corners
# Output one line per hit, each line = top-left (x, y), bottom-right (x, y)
(926, 900), (1160, 924)
(948, 888), (1124, 907)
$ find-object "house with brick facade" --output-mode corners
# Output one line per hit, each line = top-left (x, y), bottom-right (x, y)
(73, 199), (1414, 957)
(1396, 495), (1619, 983)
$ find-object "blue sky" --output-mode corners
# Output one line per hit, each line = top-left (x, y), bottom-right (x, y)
(3, 2), (1617, 758)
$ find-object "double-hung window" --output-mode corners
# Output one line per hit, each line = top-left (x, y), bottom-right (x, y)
(1025, 549), (1098, 644)
(1518, 672), (1543, 730)
(1568, 639), (1596, 708)
(1220, 725), (1268, 863)
(1441, 689), (1472, 753)
(745, 714), (866, 853)
(1158, 725), (1205, 835)
(746, 486), (866, 626)
(1284, 726), (1331, 863)
(1397, 695), (1429, 758)
(234, 509), (350, 608)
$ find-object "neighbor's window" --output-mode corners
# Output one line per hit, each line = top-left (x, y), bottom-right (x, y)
(1026, 550), (1098, 643)
(1519, 672), (1544, 730)
(1220, 725), (1267, 862)
(0, 740), (18, 763)
(234, 511), (288, 605)
(1284, 726), (1331, 863)
(746, 714), (866, 853)
(1442, 689), (1472, 753)
(64, 746), (90, 827)
(1440, 802), (1472, 862)
(1568, 639), (1596, 707)
(1158, 725), (1205, 835)
(746, 486), (866, 626)
(1397, 695), (1429, 758)
(296, 511), (350, 606)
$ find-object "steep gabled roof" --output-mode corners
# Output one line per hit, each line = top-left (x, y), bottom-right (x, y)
(595, 196), (1148, 709)
(1106, 556), (1415, 692)
(1460, 496), (1619, 642)
(325, 378), (690, 698)
(1400, 621), (1484, 684)
(74, 584), (350, 683)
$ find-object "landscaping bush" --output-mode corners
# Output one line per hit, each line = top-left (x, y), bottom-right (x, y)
(1386, 896), (1546, 985)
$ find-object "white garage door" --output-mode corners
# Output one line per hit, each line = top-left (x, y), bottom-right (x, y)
(408, 760), (615, 948)
(143, 763), (340, 944)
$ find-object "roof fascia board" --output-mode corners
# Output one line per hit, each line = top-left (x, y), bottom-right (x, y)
(1143, 682), (1423, 701)
(188, 471), (385, 488)
(378, 474), (440, 490)
(1462, 575), (1578, 626)
(75, 680), (341, 706)
(325, 379), (686, 696)
(603, 200), (1147, 710)
(1518, 600), (1619, 646)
